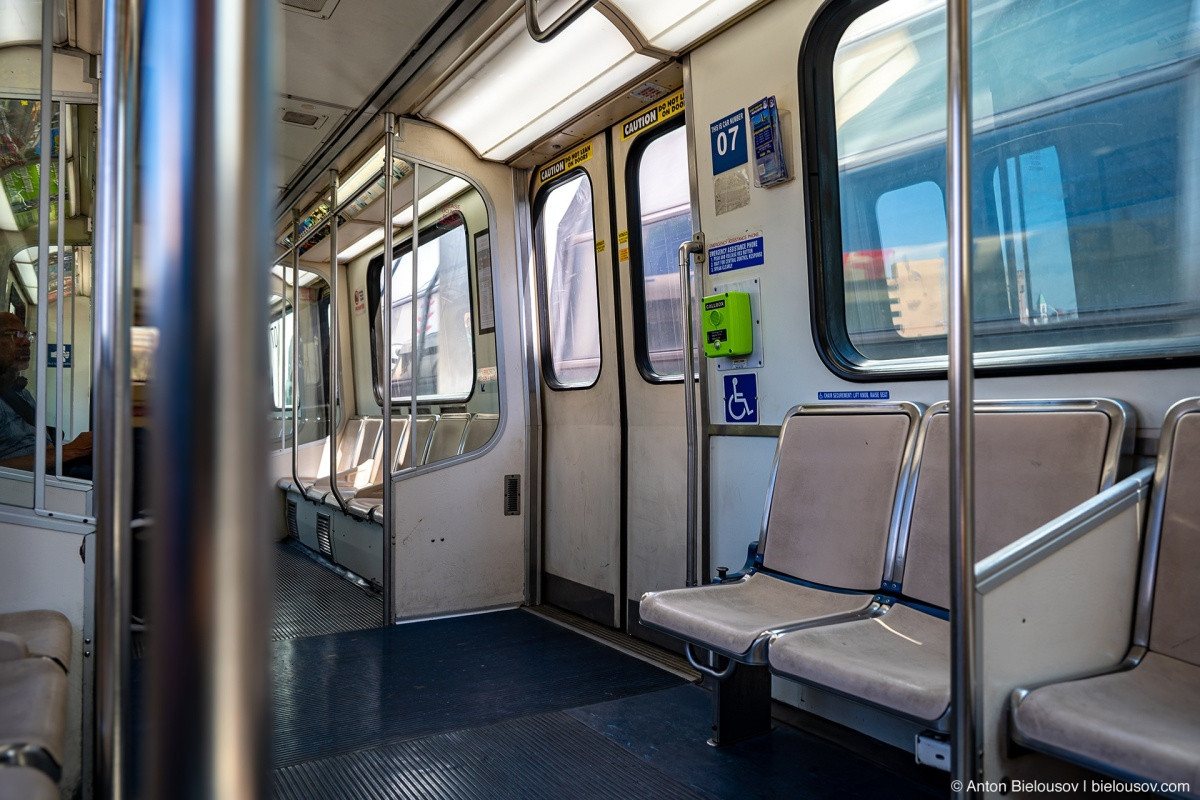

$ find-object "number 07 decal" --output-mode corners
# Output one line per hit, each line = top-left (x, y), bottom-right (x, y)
(710, 109), (748, 175)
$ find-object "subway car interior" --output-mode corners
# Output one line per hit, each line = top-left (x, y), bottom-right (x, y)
(0, 0), (1198, 797)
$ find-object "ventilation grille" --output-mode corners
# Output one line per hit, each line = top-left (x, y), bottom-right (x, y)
(282, 110), (321, 127)
(504, 474), (521, 516)
(316, 513), (333, 556)
(279, 0), (340, 19)
(286, 500), (299, 540)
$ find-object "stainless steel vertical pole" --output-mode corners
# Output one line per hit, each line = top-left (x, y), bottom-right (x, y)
(140, 0), (274, 796)
(34, 0), (54, 503)
(677, 236), (702, 587)
(290, 214), (302, 493)
(93, 0), (139, 796)
(54, 101), (66, 477)
(381, 114), (396, 623)
(327, 170), (350, 511)
(408, 163), (421, 469)
(947, 0), (979, 794)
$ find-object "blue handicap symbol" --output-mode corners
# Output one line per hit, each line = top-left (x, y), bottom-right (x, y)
(723, 373), (758, 424)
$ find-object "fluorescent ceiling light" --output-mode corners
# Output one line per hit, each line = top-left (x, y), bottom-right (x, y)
(335, 177), (472, 262)
(608, 0), (763, 52)
(336, 227), (385, 262)
(422, 9), (656, 161)
(0, 0), (41, 46)
(391, 177), (470, 229)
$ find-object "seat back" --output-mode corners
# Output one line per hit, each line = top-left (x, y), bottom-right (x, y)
(757, 401), (922, 591)
(898, 399), (1131, 609)
(365, 418), (408, 486)
(355, 418), (383, 465)
(424, 413), (470, 463)
(1144, 398), (1200, 667)
(462, 413), (499, 453)
(395, 414), (436, 470)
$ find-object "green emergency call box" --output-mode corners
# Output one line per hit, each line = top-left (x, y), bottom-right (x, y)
(701, 291), (753, 358)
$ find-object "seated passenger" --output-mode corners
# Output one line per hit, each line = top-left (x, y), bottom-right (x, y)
(0, 312), (92, 476)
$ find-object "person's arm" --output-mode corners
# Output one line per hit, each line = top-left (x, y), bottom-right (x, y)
(0, 432), (92, 471)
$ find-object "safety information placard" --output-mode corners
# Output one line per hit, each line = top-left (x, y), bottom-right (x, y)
(710, 110), (748, 175)
(723, 373), (758, 424)
(620, 90), (685, 140)
(537, 142), (593, 187)
(817, 390), (891, 400)
(708, 231), (764, 275)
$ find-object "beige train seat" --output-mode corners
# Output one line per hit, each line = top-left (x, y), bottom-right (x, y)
(1010, 397), (1200, 791)
(638, 401), (924, 743)
(767, 398), (1132, 727)
(0, 657), (68, 781)
(0, 610), (71, 673)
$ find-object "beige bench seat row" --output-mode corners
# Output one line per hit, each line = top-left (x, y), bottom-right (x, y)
(767, 399), (1130, 728)
(276, 416), (381, 496)
(1010, 397), (1200, 793)
(640, 401), (924, 665)
(640, 398), (1132, 745)
(0, 609), (72, 791)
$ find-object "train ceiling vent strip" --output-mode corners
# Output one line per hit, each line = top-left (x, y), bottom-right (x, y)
(316, 512), (333, 557)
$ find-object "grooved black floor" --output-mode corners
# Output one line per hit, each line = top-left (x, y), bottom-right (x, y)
(569, 684), (947, 799)
(274, 539), (382, 641)
(272, 711), (709, 800)
(272, 609), (684, 767)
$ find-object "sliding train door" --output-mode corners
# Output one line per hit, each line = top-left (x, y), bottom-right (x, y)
(608, 93), (695, 641)
(532, 135), (623, 625)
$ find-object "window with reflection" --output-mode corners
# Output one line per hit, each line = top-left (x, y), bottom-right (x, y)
(535, 171), (601, 388)
(810, 0), (1200, 373)
(630, 123), (692, 380)
(0, 99), (96, 488)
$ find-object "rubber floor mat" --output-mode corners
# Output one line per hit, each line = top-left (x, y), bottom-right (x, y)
(272, 609), (684, 767)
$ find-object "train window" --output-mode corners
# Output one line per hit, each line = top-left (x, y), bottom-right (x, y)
(369, 212), (473, 404)
(807, 0), (1200, 374)
(629, 122), (692, 380)
(535, 172), (602, 388)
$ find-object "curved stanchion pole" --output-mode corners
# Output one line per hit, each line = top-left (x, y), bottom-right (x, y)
(290, 213), (302, 496)
(381, 113), (396, 624)
(408, 163), (421, 469)
(327, 170), (350, 512)
(677, 234), (704, 587)
(947, 0), (979, 794)
(524, 0), (598, 43)
(92, 0), (139, 796)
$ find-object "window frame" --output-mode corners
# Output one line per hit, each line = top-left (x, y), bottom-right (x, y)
(532, 167), (605, 391)
(801, 0), (1200, 380)
(366, 210), (476, 407)
(624, 117), (691, 384)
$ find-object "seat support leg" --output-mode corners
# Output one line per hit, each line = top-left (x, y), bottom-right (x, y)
(709, 663), (772, 746)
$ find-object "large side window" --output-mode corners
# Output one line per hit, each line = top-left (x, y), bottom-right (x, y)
(369, 213), (474, 403)
(535, 172), (601, 388)
(807, 0), (1200, 374)
(629, 123), (692, 380)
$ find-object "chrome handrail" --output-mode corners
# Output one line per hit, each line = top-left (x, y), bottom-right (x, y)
(327, 169), (350, 512)
(678, 234), (703, 587)
(381, 113), (396, 624)
(524, 0), (598, 43)
(946, 0), (979, 793)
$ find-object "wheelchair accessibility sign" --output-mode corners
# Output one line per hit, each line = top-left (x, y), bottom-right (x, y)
(723, 373), (758, 424)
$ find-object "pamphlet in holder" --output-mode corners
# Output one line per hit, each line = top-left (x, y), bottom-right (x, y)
(749, 96), (790, 188)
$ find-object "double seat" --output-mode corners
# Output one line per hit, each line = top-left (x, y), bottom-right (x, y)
(1008, 396), (1200, 793)
(640, 397), (1132, 744)
(0, 609), (72, 800)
